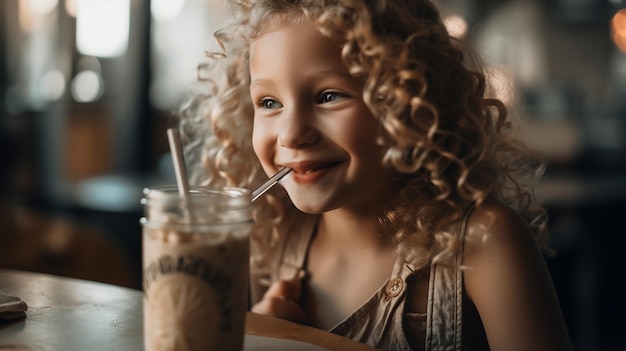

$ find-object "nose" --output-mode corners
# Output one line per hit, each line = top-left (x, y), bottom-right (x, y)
(277, 108), (320, 149)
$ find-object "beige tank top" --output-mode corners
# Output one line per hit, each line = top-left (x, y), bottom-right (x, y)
(263, 210), (475, 351)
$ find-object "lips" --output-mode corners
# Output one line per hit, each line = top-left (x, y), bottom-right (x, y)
(299, 168), (321, 174)
(281, 160), (343, 184)
(283, 160), (338, 173)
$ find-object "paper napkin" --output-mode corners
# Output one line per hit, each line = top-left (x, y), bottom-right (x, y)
(0, 290), (27, 321)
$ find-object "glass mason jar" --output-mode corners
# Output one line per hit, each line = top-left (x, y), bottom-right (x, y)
(140, 186), (252, 351)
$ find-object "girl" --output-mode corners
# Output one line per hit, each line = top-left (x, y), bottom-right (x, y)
(178, 0), (573, 350)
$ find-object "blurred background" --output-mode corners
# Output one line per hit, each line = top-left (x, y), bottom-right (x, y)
(0, 0), (625, 350)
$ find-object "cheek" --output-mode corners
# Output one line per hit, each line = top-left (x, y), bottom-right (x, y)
(251, 129), (263, 160)
(341, 112), (381, 153)
(251, 120), (272, 163)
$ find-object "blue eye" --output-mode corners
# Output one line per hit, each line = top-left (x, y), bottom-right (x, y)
(260, 98), (283, 110)
(318, 91), (347, 104)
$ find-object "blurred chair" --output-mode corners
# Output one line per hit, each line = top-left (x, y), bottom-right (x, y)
(0, 127), (136, 288)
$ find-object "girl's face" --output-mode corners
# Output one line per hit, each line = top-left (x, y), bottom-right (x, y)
(249, 20), (396, 215)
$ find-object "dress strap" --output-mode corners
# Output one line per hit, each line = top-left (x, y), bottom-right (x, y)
(424, 208), (473, 351)
(276, 213), (318, 281)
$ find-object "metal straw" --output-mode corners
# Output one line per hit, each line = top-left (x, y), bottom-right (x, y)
(251, 167), (292, 202)
(167, 128), (190, 198)
(168, 127), (290, 203)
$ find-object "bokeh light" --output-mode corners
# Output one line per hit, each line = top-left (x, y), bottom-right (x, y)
(25, 0), (59, 15)
(71, 70), (104, 102)
(76, 0), (130, 57)
(444, 14), (468, 39)
(151, 0), (186, 22)
(484, 64), (515, 106)
(39, 70), (66, 101)
(612, 9), (626, 52)
(65, 0), (77, 17)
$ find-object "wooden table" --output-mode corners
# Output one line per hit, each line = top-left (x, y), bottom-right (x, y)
(0, 269), (376, 351)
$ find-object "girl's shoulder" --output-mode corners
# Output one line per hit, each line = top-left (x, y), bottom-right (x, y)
(463, 202), (534, 253)
(460, 205), (573, 350)
(462, 201), (543, 291)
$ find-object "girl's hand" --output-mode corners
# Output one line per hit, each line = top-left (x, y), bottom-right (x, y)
(251, 279), (306, 324)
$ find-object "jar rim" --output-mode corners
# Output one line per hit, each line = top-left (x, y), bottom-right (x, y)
(143, 186), (250, 198)
(141, 186), (251, 209)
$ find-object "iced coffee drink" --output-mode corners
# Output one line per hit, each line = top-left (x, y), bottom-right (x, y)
(141, 187), (252, 351)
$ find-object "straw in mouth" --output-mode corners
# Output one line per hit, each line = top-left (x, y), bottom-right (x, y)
(251, 167), (292, 202)
(168, 127), (291, 203)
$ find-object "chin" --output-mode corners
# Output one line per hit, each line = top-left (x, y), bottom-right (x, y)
(290, 202), (326, 215)
(287, 195), (335, 215)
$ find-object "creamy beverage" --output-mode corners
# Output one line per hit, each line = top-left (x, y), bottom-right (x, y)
(141, 187), (252, 351)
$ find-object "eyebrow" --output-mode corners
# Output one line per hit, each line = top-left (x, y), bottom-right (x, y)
(250, 70), (356, 88)
(249, 79), (276, 92)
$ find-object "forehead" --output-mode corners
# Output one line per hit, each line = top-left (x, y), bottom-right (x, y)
(249, 20), (348, 81)
(250, 11), (307, 41)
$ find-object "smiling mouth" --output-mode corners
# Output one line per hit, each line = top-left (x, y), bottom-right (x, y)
(288, 161), (342, 174)
(283, 161), (343, 184)
(299, 166), (325, 174)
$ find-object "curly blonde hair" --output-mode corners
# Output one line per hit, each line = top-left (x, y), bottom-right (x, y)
(178, 0), (549, 272)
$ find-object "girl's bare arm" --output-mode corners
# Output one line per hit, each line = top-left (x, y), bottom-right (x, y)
(463, 203), (573, 351)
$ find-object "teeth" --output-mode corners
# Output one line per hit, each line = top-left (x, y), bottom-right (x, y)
(304, 169), (316, 174)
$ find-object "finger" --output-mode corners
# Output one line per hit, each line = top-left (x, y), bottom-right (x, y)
(251, 296), (306, 324)
(264, 279), (302, 301)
